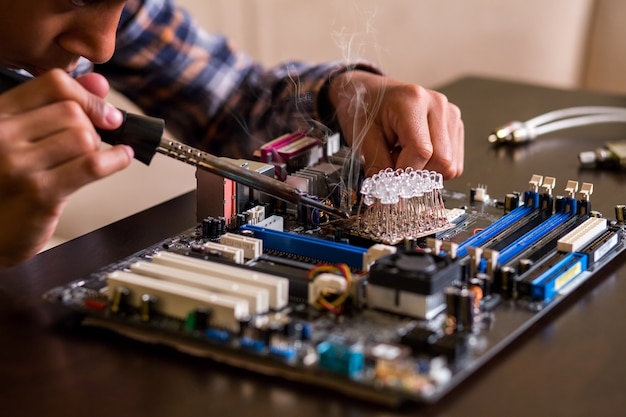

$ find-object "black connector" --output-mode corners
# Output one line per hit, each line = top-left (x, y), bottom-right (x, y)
(0, 67), (162, 164)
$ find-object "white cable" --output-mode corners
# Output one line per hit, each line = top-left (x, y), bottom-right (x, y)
(533, 113), (626, 136)
(526, 106), (626, 127)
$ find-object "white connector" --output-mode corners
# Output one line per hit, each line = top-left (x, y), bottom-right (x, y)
(151, 251), (288, 310)
(219, 232), (263, 259)
(255, 215), (284, 231)
(202, 241), (244, 264)
(362, 244), (397, 271)
(557, 217), (608, 253)
(308, 272), (347, 306)
(130, 261), (269, 314)
(107, 271), (249, 331)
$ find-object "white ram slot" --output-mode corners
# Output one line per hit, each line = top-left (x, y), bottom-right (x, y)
(107, 271), (248, 331)
(557, 217), (608, 253)
(219, 232), (263, 259)
(152, 251), (288, 310)
(130, 261), (269, 314)
(202, 241), (244, 264)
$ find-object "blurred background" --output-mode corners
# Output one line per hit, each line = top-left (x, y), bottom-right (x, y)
(48, 0), (626, 248)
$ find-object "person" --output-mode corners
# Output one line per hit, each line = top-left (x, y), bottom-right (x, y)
(0, 0), (464, 268)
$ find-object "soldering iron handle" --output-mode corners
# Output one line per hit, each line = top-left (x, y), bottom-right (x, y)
(0, 67), (162, 165)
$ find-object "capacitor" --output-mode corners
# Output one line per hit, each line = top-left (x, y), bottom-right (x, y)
(457, 288), (475, 332)
(499, 265), (517, 298)
(202, 217), (215, 239)
(188, 308), (212, 332)
(616, 205), (626, 224)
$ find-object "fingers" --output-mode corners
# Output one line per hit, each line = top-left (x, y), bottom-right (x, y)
(394, 87), (464, 179)
(0, 69), (123, 130)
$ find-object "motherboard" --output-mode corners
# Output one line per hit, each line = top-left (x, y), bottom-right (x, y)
(43, 140), (626, 406)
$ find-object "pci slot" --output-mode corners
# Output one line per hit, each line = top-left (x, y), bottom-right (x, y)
(151, 251), (288, 310)
(556, 217), (608, 253)
(107, 271), (249, 331)
(579, 228), (621, 266)
(241, 224), (368, 269)
(495, 212), (574, 266)
(129, 261), (270, 314)
(517, 252), (587, 302)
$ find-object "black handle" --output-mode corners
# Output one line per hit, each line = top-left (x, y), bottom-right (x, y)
(0, 68), (162, 165)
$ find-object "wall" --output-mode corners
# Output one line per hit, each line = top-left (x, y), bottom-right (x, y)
(51, 0), (619, 247)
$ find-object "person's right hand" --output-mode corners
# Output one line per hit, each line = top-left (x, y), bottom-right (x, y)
(0, 69), (134, 268)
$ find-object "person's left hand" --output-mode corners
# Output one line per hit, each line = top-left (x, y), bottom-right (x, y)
(326, 70), (464, 178)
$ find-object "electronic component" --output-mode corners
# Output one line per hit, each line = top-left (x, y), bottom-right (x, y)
(151, 251), (288, 310)
(107, 271), (248, 331)
(43, 173), (626, 407)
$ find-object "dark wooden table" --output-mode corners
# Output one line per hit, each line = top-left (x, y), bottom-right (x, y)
(2, 77), (626, 417)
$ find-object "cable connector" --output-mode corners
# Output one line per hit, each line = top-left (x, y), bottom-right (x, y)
(487, 121), (536, 144)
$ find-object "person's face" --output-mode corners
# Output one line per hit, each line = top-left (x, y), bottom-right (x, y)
(0, 0), (127, 75)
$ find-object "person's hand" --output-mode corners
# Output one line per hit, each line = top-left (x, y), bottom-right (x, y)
(327, 70), (464, 178)
(0, 69), (133, 268)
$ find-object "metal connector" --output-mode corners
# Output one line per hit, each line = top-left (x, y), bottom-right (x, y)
(487, 121), (537, 144)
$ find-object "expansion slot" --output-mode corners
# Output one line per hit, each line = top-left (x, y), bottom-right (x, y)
(579, 228), (621, 265)
(556, 217), (608, 253)
(107, 271), (249, 331)
(219, 232), (263, 259)
(516, 252), (587, 302)
(129, 261), (270, 314)
(241, 224), (368, 269)
(150, 251), (288, 310)
(495, 212), (574, 265)
(457, 204), (535, 258)
(501, 215), (586, 269)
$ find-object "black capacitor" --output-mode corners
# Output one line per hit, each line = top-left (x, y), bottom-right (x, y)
(217, 216), (227, 235)
(457, 288), (475, 332)
(504, 193), (520, 214)
(473, 273), (492, 296)
(498, 265), (517, 298)
(518, 259), (534, 274)
(615, 205), (626, 224)
(193, 308), (213, 331)
(202, 217), (214, 239)
(554, 196), (565, 213)
(445, 286), (458, 322)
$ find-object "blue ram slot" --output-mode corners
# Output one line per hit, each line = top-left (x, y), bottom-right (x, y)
(458, 203), (535, 258)
(530, 252), (587, 302)
(496, 212), (573, 265)
(241, 224), (367, 269)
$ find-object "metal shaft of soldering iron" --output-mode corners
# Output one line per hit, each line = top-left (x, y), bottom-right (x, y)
(157, 138), (349, 219)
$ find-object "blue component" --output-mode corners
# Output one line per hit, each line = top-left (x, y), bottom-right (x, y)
(458, 204), (535, 258)
(205, 328), (230, 342)
(300, 322), (312, 341)
(240, 337), (266, 352)
(241, 224), (367, 269)
(317, 341), (365, 378)
(495, 212), (573, 266)
(530, 252), (588, 302)
(269, 345), (297, 360)
(523, 189), (541, 208)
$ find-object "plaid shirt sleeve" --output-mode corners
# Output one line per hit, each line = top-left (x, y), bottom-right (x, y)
(95, 0), (380, 159)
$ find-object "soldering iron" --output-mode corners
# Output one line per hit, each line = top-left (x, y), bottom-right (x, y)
(0, 68), (348, 218)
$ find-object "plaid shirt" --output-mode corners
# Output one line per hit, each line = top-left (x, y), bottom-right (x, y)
(94, 0), (378, 159)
